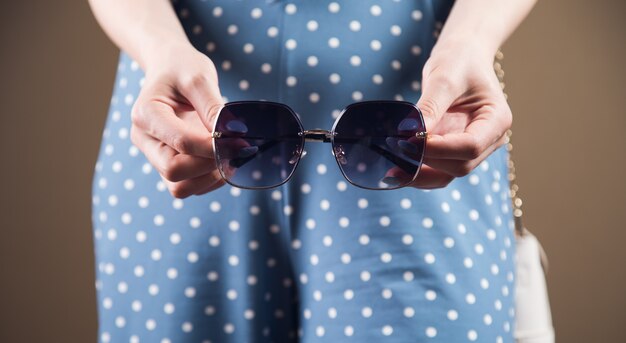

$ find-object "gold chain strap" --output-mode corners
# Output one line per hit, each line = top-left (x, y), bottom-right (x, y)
(494, 50), (526, 237)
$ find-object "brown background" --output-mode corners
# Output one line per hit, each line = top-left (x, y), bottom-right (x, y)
(1, 0), (624, 342)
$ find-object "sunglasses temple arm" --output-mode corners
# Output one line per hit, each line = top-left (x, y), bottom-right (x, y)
(227, 135), (301, 168)
(334, 137), (422, 174)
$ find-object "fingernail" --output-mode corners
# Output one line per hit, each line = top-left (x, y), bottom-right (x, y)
(398, 118), (419, 131)
(225, 120), (248, 134)
(386, 137), (398, 148)
(381, 176), (402, 186)
(398, 140), (418, 154)
(237, 146), (258, 158)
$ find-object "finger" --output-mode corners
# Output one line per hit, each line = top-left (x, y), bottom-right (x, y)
(194, 177), (227, 196)
(132, 99), (214, 158)
(176, 73), (224, 131)
(422, 134), (507, 177)
(163, 168), (225, 199)
(424, 103), (511, 160)
(407, 164), (456, 189)
(417, 74), (460, 132)
(131, 127), (217, 182)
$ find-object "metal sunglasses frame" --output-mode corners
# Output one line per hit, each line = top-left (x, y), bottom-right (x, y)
(210, 100), (428, 191)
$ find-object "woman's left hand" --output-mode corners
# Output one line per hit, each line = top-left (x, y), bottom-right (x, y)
(410, 42), (512, 189)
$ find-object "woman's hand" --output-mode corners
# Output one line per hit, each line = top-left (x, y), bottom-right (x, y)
(130, 42), (226, 198)
(410, 42), (512, 189)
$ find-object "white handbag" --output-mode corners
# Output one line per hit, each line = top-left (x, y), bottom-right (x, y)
(495, 51), (556, 343)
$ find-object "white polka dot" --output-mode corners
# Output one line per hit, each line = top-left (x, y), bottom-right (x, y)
(468, 330), (478, 341)
(446, 273), (456, 284)
(250, 7), (262, 19)
(227, 24), (238, 35)
(301, 183), (311, 194)
(484, 314), (493, 325)
(285, 3), (297, 14)
(243, 43), (254, 54)
(285, 39), (297, 50)
(458, 223), (467, 234)
(370, 40), (382, 51)
(229, 220), (240, 231)
(391, 60), (402, 70)
(344, 326), (354, 336)
(350, 55), (361, 66)
(306, 218), (316, 229)
(267, 26), (279, 37)
(310, 254), (319, 265)
(322, 235), (333, 247)
(360, 270), (371, 282)
(328, 37), (340, 48)
(320, 199), (330, 210)
(382, 325), (393, 336)
(412, 10), (423, 21)
(261, 63), (272, 74)
(145, 319), (156, 330)
(352, 91), (363, 101)
(224, 323), (235, 334)
(325, 272), (335, 283)
(329, 73), (341, 84)
(286, 76), (297, 87)
(424, 253), (436, 264)
(426, 326), (437, 337)
(380, 252), (392, 263)
(379, 216), (391, 227)
(307, 55), (319, 67)
(466, 293), (476, 304)
(361, 307), (373, 318)
(402, 234), (414, 245)
(390, 25), (402, 36)
(370, 5), (382, 16)
(307, 20), (318, 31)
(336, 181), (347, 191)
(341, 253), (351, 264)
(328, 2), (340, 13)
(349, 20), (361, 31)
(372, 74), (383, 84)
(464, 257), (474, 268)
(403, 271), (414, 282)
(422, 217), (433, 228)
(169, 233), (181, 245)
(448, 309), (459, 321)
(316, 326), (325, 337)
(359, 234), (370, 245)
(339, 217), (350, 228)
(309, 93), (320, 103)
(358, 198), (368, 209)
(425, 290), (437, 301)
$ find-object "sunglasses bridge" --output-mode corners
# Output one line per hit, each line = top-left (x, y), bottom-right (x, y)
(300, 129), (335, 143)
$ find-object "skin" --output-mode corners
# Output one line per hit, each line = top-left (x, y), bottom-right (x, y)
(89, 0), (538, 198)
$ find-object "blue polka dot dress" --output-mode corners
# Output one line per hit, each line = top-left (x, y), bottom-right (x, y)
(92, 1), (517, 342)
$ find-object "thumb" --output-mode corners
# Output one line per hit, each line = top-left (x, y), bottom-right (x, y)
(179, 74), (225, 131)
(416, 76), (458, 134)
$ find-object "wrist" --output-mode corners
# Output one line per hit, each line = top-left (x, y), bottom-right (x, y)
(432, 33), (499, 62)
(141, 38), (196, 75)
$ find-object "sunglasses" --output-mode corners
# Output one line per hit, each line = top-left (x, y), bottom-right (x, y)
(211, 100), (427, 190)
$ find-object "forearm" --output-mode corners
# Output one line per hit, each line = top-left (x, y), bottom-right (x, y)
(435, 0), (538, 57)
(88, 0), (190, 71)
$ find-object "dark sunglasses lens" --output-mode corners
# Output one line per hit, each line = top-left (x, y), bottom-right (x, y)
(214, 102), (304, 189)
(332, 101), (426, 189)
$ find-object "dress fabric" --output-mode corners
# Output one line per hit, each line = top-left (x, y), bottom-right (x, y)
(91, 1), (517, 342)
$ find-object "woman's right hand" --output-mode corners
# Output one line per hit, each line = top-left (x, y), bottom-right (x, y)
(130, 42), (226, 198)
